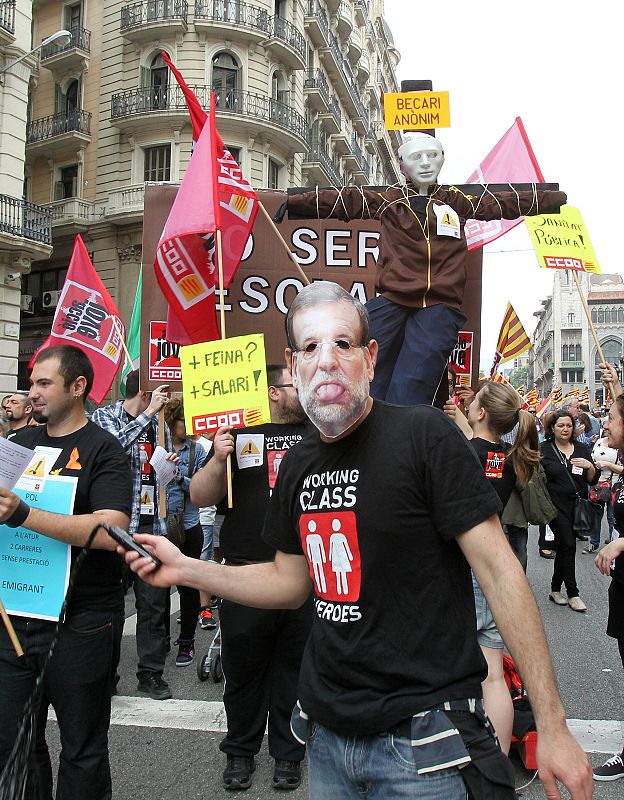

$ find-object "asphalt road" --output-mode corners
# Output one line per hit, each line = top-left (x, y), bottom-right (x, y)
(41, 524), (624, 799)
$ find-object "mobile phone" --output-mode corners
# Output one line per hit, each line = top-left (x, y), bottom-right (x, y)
(104, 525), (161, 567)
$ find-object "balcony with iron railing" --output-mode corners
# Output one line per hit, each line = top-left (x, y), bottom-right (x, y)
(264, 14), (306, 70)
(0, 0), (16, 38)
(357, 51), (370, 81)
(319, 32), (369, 133)
(303, 141), (342, 187)
(26, 109), (92, 159)
(111, 85), (309, 151)
(348, 26), (363, 63)
(40, 26), (90, 72)
(120, 0), (188, 41)
(303, 68), (330, 113)
(195, 0), (270, 43)
(354, 0), (368, 26)
(318, 93), (341, 134)
(336, 0), (353, 39)
(304, 0), (329, 47)
(0, 194), (52, 247)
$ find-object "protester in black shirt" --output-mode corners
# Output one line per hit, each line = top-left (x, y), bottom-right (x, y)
(119, 283), (593, 800)
(541, 410), (597, 612)
(446, 380), (541, 755)
(0, 345), (132, 800)
(191, 364), (311, 791)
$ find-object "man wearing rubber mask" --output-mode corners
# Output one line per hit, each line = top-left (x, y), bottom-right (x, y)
(121, 283), (593, 800)
(282, 132), (566, 406)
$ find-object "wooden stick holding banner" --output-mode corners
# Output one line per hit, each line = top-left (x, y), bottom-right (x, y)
(110, 314), (134, 372)
(258, 202), (310, 286)
(0, 595), (23, 657)
(216, 227), (234, 509)
(572, 271), (606, 364)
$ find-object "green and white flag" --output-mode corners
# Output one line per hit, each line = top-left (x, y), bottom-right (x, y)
(120, 267), (141, 396)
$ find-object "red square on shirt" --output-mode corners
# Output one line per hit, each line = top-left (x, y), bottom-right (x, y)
(485, 451), (506, 479)
(299, 512), (361, 602)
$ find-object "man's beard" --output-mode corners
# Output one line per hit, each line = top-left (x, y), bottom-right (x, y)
(32, 409), (48, 424)
(280, 396), (307, 425)
(297, 369), (369, 438)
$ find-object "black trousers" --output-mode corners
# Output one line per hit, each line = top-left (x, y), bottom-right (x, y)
(0, 607), (123, 800)
(219, 596), (312, 761)
(550, 512), (579, 598)
(177, 523), (203, 641)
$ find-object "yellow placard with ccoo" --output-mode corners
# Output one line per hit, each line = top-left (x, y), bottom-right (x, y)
(383, 91), (450, 131)
(525, 206), (601, 274)
(181, 333), (270, 435)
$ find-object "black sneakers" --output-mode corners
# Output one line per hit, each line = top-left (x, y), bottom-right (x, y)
(175, 639), (195, 667)
(594, 753), (624, 781)
(273, 760), (302, 790)
(136, 674), (172, 700)
(223, 756), (255, 790)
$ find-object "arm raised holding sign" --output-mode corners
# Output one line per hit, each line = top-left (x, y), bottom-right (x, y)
(189, 425), (233, 507)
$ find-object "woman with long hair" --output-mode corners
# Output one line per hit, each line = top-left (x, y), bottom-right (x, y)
(446, 380), (540, 754)
(164, 399), (207, 666)
(541, 409), (597, 612)
(592, 365), (624, 780)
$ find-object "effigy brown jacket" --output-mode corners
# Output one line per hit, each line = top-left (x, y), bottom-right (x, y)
(287, 185), (566, 310)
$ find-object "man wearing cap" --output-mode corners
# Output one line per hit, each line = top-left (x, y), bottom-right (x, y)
(283, 133), (566, 406)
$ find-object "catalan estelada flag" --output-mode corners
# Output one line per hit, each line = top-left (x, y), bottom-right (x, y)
(490, 303), (532, 377)
(551, 385), (563, 402)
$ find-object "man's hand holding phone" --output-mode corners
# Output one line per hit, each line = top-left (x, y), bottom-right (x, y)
(110, 530), (188, 588)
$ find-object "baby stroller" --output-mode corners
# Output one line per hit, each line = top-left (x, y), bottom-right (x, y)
(197, 625), (223, 682)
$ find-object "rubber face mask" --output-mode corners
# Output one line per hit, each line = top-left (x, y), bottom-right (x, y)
(398, 134), (444, 191)
(291, 352), (371, 440)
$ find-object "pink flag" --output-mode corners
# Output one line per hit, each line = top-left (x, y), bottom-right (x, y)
(154, 104), (221, 344)
(465, 117), (544, 251)
(30, 235), (126, 403)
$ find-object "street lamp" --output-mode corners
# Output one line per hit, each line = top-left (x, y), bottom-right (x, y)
(0, 30), (72, 76)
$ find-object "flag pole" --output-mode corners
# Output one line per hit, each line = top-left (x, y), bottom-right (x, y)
(258, 202), (310, 286)
(0, 595), (23, 657)
(110, 315), (134, 372)
(216, 227), (234, 509)
(572, 271), (606, 364)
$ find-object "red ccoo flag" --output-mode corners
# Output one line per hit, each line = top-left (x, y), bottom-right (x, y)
(465, 117), (545, 251)
(154, 101), (221, 344)
(30, 235), (126, 403)
(160, 54), (258, 343)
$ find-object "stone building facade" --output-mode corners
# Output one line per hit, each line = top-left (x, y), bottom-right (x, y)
(18, 0), (402, 390)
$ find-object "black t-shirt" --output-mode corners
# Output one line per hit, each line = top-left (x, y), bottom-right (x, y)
(262, 402), (502, 735)
(218, 423), (307, 562)
(540, 439), (596, 520)
(14, 421), (132, 612)
(610, 481), (624, 585)
(469, 438), (516, 512)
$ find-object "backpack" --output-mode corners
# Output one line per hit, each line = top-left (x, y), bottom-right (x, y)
(519, 466), (558, 525)
(502, 654), (536, 739)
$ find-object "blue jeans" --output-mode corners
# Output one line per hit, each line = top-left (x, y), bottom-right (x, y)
(591, 500), (615, 547)
(307, 721), (467, 799)
(366, 297), (466, 406)
(0, 607), (123, 800)
(200, 523), (214, 561)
